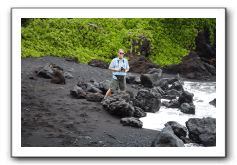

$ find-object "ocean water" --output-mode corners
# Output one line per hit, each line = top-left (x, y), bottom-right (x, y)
(140, 81), (216, 131)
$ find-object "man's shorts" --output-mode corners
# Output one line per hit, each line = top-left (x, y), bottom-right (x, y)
(110, 76), (126, 92)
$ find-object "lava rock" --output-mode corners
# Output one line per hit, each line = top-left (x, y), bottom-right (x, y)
(151, 86), (165, 96)
(86, 83), (103, 94)
(120, 117), (143, 128)
(164, 121), (188, 139)
(178, 91), (194, 104)
(106, 100), (134, 117)
(50, 69), (66, 84)
(77, 81), (88, 90)
(126, 75), (141, 84)
(64, 71), (74, 79)
(133, 106), (147, 118)
(36, 63), (66, 84)
(151, 126), (184, 147)
(88, 59), (109, 69)
(140, 73), (160, 88)
(209, 98), (216, 107)
(128, 55), (158, 74)
(36, 63), (59, 79)
(86, 92), (104, 102)
(180, 136), (194, 144)
(162, 99), (180, 108)
(70, 86), (87, 99)
(101, 92), (134, 117)
(185, 117), (216, 146)
(180, 103), (195, 114)
(126, 90), (135, 99)
(156, 78), (169, 90)
(170, 81), (184, 91)
(162, 51), (215, 80)
(133, 89), (161, 113)
(167, 77), (180, 84)
(164, 89), (182, 100)
(203, 62), (216, 75)
(147, 68), (162, 76)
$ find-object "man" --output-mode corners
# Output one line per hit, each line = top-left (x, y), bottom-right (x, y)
(104, 49), (129, 98)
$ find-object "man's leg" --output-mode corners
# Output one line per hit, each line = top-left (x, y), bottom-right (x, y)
(105, 88), (112, 98)
(119, 76), (126, 91)
(104, 78), (118, 98)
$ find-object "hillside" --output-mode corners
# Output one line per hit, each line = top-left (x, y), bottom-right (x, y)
(21, 18), (216, 66)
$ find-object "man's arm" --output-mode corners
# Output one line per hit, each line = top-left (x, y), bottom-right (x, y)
(109, 67), (120, 72)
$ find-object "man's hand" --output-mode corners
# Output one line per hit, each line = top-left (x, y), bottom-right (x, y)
(125, 68), (129, 73)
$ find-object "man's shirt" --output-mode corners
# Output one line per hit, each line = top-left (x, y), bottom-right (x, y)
(109, 57), (129, 79)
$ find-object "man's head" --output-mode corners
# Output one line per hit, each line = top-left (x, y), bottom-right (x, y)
(117, 49), (125, 59)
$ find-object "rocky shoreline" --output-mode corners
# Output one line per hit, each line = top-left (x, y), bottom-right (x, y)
(21, 56), (216, 147)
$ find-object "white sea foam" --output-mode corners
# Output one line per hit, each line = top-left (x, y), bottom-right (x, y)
(140, 81), (216, 131)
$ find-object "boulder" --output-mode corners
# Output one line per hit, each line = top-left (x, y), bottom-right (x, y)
(170, 81), (184, 91)
(167, 77), (180, 84)
(50, 69), (66, 84)
(37, 63), (66, 84)
(36, 63), (61, 79)
(101, 93), (134, 117)
(133, 89), (161, 113)
(162, 99), (180, 108)
(140, 73), (160, 88)
(86, 83), (103, 94)
(209, 98), (216, 107)
(120, 117), (143, 128)
(156, 78), (169, 90)
(185, 117), (216, 146)
(128, 55), (158, 74)
(105, 100), (135, 117)
(86, 92), (104, 102)
(151, 126), (184, 147)
(151, 86), (165, 96)
(162, 52), (215, 80)
(133, 106), (147, 118)
(164, 121), (188, 139)
(179, 136), (194, 144)
(126, 90), (135, 99)
(178, 91), (194, 104)
(163, 89), (182, 100)
(70, 86), (87, 99)
(126, 75), (141, 84)
(180, 103), (195, 114)
(88, 59), (109, 69)
(77, 81), (88, 90)
(147, 68), (162, 76)
(64, 72), (74, 79)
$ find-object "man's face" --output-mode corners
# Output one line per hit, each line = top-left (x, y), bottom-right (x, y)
(118, 51), (124, 59)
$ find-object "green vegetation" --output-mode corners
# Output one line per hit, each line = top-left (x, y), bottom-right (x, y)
(21, 18), (215, 66)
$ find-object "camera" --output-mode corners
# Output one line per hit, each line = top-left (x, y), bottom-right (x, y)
(120, 67), (125, 72)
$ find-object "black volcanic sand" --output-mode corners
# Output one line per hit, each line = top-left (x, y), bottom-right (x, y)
(21, 56), (159, 147)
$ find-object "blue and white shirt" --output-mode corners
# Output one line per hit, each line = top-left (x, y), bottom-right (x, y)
(109, 57), (129, 79)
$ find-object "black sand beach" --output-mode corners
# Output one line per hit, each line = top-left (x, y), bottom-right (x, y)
(21, 56), (159, 147)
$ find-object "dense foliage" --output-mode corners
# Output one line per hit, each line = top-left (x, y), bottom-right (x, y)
(21, 18), (215, 65)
